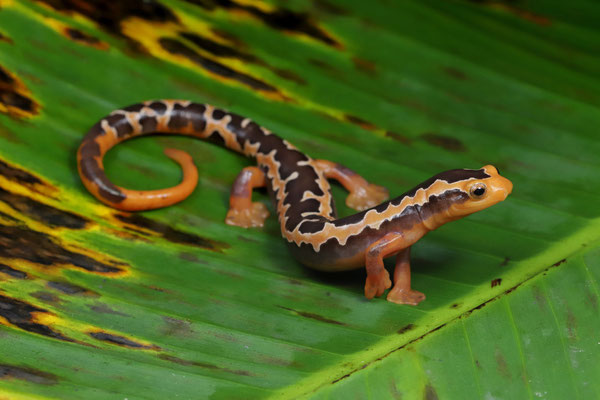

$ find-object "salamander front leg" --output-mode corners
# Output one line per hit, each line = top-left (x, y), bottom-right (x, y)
(386, 247), (425, 306)
(314, 159), (388, 211)
(225, 166), (269, 228)
(364, 233), (408, 299)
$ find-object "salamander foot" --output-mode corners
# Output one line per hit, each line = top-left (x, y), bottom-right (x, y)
(386, 288), (425, 306)
(347, 183), (389, 211)
(225, 202), (269, 228)
(364, 270), (392, 299)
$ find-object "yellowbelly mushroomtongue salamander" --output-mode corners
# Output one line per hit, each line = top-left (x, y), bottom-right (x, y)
(77, 100), (513, 305)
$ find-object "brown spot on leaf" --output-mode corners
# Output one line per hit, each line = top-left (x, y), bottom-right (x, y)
(491, 278), (502, 288)
(89, 331), (159, 350)
(566, 308), (577, 340)
(451, 302), (461, 309)
(35, 0), (177, 44)
(352, 57), (377, 75)
(47, 281), (98, 296)
(0, 64), (39, 118)
(158, 353), (254, 376)
(0, 263), (28, 279)
(0, 294), (72, 341)
(0, 158), (57, 197)
(187, 0), (340, 47)
(495, 349), (511, 379)
(159, 37), (280, 93)
(0, 32), (13, 44)
(443, 66), (467, 80)
(30, 290), (61, 304)
(0, 364), (58, 385)
(88, 303), (129, 317)
(398, 323), (415, 334)
(424, 383), (439, 400)
(308, 58), (338, 73)
(344, 114), (377, 131)
(0, 223), (125, 274)
(0, 187), (89, 229)
(278, 306), (347, 326)
(272, 68), (306, 85)
(386, 130), (412, 145)
(115, 213), (228, 251)
(422, 133), (466, 152)
(63, 27), (108, 49)
(552, 258), (566, 267)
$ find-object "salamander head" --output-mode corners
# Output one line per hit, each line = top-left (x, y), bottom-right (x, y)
(421, 165), (512, 229)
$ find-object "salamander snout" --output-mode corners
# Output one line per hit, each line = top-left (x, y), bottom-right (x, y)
(449, 165), (513, 218)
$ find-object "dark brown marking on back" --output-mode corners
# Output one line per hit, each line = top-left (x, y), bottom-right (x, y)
(122, 103), (145, 113)
(148, 101), (168, 114)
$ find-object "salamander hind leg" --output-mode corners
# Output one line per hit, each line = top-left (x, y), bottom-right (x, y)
(386, 247), (425, 306)
(225, 166), (270, 228)
(314, 159), (388, 211)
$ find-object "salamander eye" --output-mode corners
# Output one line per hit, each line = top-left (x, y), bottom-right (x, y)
(469, 183), (487, 199)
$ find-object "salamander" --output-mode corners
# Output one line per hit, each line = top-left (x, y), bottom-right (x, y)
(77, 100), (513, 305)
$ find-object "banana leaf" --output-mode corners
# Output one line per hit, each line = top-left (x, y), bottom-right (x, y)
(0, 0), (598, 398)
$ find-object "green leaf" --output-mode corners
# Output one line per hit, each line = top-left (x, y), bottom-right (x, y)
(0, 0), (598, 399)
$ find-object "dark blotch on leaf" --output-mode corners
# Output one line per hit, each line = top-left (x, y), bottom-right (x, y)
(385, 131), (412, 145)
(0, 263), (28, 279)
(491, 278), (502, 288)
(35, 0), (177, 41)
(397, 323), (415, 334)
(344, 114), (377, 131)
(0, 187), (89, 229)
(0, 223), (124, 274)
(0, 364), (58, 385)
(158, 354), (254, 376)
(47, 281), (96, 296)
(186, 0), (339, 47)
(89, 331), (157, 349)
(64, 27), (102, 46)
(425, 383), (439, 400)
(0, 294), (72, 341)
(443, 66), (468, 80)
(278, 306), (347, 326)
(0, 159), (45, 186)
(159, 37), (278, 92)
(0, 64), (39, 118)
(115, 213), (228, 251)
(422, 133), (466, 152)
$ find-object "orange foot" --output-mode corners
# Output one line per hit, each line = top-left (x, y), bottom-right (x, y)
(346, 184), (389, 211)
(386, 288), (426, 306)
(225, 202), (269, 228)
(364, 271), (392, 299)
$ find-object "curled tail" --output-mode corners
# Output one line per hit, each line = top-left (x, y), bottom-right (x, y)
(77, 99), (250, 211)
